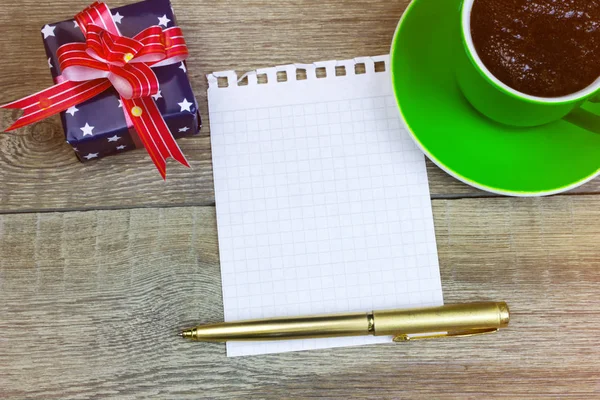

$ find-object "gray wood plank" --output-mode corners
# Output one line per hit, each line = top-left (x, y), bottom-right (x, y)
(1, 197), (599, 398)
(0, 0), (598, 214)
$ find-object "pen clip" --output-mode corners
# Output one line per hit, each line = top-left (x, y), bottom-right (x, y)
(392, 328), (499, 342)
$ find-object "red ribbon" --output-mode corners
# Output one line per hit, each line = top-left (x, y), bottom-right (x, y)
(1, 1), (191, 179)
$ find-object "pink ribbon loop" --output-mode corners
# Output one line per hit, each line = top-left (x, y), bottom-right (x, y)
(58, 6), (186, 100)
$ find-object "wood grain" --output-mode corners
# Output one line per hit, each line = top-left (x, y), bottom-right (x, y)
(1, 0), (599, 398)
(1, 197), (599, 399)
(0, 0), (599, 214)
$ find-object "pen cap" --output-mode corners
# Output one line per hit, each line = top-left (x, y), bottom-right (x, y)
(372, 302), (510, 336)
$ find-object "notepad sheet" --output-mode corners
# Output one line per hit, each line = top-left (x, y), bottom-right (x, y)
(208, 55), (443, 357)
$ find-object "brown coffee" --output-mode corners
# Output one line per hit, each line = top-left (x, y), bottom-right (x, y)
(470, 0), (600, 97)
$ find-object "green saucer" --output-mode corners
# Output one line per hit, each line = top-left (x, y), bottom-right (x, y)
(390, 0), (600, 196)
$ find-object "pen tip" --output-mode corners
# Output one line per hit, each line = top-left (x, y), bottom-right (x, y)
(178, 332), (183, 337)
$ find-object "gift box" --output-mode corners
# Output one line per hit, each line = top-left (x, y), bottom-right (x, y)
(40, 0), (201, 163)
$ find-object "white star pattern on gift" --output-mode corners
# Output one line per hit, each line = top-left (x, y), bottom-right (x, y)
(178, 126), (190, 132)
(74, 21), (79, 29)
(158, 15), (171, 27)
(152, 90), (162, 101)
(179, 62), (186, 73)
(41, 25), (56, 39)
(107, 135), (121, 142)
(48, 58), (53, 69)
(112, 12), (124, 24)
(84, 153), (98, 160)
(116, 145), (126, 150)
(73, 147), (78, 152)
(178, 98), (193, 112)
(66, 106), (79, 116)
(118, 99), (123, 108)
(80, 123), (95, 136)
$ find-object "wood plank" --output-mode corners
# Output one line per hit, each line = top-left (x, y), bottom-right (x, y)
(1, 0), (599, 214)
(1, 197), (599, 398)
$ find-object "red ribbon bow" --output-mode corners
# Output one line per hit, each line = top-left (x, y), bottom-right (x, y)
(1, 2), (191, 178)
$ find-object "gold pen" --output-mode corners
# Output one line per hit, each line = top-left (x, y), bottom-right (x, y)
(180, 302), (509, 343)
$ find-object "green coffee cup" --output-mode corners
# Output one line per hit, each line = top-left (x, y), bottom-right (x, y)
(457, 0), (600, 127)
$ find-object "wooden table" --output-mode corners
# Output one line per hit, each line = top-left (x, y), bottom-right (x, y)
(1, 0), (599, 398)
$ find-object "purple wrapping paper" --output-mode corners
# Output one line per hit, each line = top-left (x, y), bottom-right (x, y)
(41, 0), (201, 162)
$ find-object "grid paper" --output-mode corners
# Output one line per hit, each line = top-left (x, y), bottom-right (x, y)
(207, 55), (443, 357)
